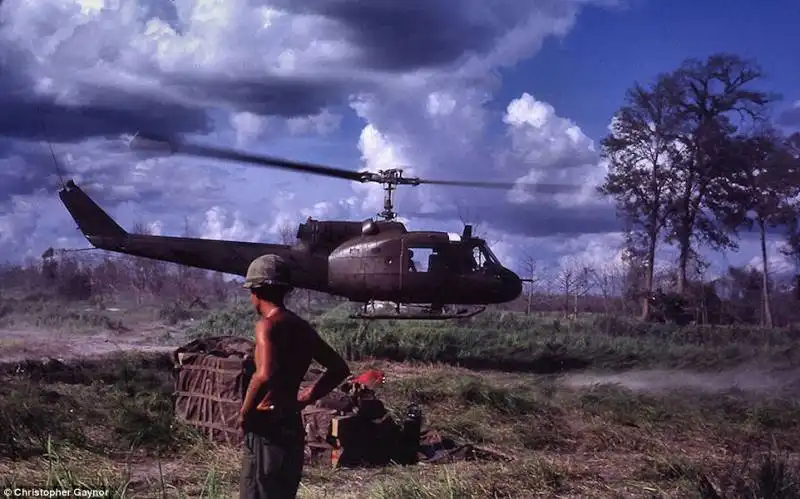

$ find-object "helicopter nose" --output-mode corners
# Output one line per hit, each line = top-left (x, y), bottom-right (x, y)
(498, 268), (523, 302)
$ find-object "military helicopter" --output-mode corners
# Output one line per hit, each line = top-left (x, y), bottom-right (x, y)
(58, 134), (575, 319)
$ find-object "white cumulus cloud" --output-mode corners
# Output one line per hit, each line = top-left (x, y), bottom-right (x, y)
(0, 0), (639, 279)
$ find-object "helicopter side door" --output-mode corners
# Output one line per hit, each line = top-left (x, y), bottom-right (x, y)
(399, 236), (449, 304)
(360, 238), (402, 301)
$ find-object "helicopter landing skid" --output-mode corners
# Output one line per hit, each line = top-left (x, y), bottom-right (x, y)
(349, 303), (486, 320)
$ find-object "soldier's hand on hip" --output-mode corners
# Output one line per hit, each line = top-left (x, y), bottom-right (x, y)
(297, 387), (313, 408)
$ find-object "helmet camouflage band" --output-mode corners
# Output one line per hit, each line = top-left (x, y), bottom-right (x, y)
(243, 254), (291, 289)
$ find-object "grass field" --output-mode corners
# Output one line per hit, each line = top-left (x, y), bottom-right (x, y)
(1, 299), (800, 497)
(193, 302), (800, 372)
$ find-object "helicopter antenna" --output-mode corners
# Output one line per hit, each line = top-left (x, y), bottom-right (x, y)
(37, 105), (66, 189)
(46, 140), (66, 189)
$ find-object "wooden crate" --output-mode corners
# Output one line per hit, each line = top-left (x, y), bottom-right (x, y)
(172, 336), (254, 446)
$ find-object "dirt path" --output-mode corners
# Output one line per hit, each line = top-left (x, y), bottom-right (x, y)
(0, 325), (182, 363)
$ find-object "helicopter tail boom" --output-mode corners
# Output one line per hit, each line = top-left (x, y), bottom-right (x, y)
(58, 180), (293, 277)
(59, 180), (128, 240)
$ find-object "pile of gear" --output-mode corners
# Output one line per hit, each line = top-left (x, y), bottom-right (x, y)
(302, 368), (512, 466)
(171, 336), (512, 466)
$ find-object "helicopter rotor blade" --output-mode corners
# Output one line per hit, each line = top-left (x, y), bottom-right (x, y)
(130, 133), (367, 183)
(414, 178), (580, 194)
(129, 133), (580, 194)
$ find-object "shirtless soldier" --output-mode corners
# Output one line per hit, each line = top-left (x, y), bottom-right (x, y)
(238, 254), (350, 498)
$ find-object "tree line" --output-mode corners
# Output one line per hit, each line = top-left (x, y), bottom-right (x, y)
(508, 255), (799, 327)
(0, 221), (343, 313)
(597, 53), (800, 327)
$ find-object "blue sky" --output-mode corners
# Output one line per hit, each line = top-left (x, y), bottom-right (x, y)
(0, 0), (797, 286)
(501, 0), (800, 140)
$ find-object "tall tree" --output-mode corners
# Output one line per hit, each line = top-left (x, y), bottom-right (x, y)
(711, 128), (800, 327)
(618, 239), (649, 315)
(663, 53), (775, 294)
(599, 78), (680, 319)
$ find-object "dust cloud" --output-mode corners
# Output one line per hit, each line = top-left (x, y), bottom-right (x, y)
(560, 368), (800, 395)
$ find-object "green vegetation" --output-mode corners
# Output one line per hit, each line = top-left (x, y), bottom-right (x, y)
(3, 292), (800, 496)
(5, 290), (800, 375)
(0, 353), (238, 497)
(186, 305), (800, 372)
(1, 354), (798, 498)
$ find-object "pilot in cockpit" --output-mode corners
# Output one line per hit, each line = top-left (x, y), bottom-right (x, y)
(469, 246), (491, 272)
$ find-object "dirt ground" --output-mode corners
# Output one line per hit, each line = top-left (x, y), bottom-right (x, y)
(0, 323), (183, 363)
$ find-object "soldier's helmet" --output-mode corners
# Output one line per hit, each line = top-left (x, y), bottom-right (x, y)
(243, 254), (292, 289)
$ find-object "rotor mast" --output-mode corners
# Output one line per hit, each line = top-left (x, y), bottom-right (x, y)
(360, 168), (421, 221)
(378, 169), (414, 221)
(381, 181), (397, 220)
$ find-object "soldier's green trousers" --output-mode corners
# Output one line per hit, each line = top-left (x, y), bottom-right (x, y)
(239, 414), (305, 499)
